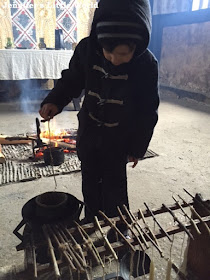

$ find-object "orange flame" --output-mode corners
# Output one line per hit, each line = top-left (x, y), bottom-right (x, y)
(40, 129), (68, 140)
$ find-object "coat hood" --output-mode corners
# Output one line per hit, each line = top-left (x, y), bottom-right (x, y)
(90, 0), (152, 55)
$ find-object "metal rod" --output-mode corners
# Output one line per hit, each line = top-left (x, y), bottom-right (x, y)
(183, 189), (210, 215)
(47, 225), (77, 272)
(31, 234), (37, 278)
(117, 206), (144, 251)
(42, 225), (61, 279)
(60, 225), (87, 266)
(59, 228), (86, 267)
(122, 205), (149, 249)
(57, 226), (90, 280)
(94, 216), (118, 260)
(123, 205), (164, 257)
(162, 204), (194, 240)
(52, 225), (84, 272)
(98, 210), (136, 252)
(23, 213), (210, 280)
(47, 121), (58, 191)
(178, 195), (210, 235)
(144, 202), (172, 242)
(61, 201), (193, 234)
(75, 221), (105, 268)
(172, 195), (201, 235)
(171, 262), (188, 280)
(138, 208), (161, 247)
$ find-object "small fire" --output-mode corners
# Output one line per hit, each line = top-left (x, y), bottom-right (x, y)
(40, 119), (68, 139)
(63, 139), (76, 145)
(34, 124), (77, 159)
(40, 129), (68, 140)
(35, 151), (44, 158)
(34, 120), (77, 159)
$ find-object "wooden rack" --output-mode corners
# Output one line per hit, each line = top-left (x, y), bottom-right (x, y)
(18, 192), (210, 280)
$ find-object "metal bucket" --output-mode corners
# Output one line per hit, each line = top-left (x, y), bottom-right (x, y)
(120, 250), (151, 279)
(95, 250), (151, 280)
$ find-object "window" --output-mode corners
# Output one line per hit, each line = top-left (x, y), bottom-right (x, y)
(192, 0), (210, 11)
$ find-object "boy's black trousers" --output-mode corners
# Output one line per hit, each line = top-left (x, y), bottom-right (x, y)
(78, 127), (129, 221)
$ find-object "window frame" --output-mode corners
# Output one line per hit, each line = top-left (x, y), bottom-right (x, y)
(192, 0), (210, 11)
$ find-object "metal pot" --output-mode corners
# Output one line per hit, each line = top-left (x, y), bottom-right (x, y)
(13, 192), (84, 244)
(43, 147), (64, 166)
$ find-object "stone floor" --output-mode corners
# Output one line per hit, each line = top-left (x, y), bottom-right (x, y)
(0, 91), (210, 279)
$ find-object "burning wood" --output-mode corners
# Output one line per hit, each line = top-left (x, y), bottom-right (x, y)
(0, 118), (77, 161)
(34, 118), (77, 158)
(41, 137), (76, 150)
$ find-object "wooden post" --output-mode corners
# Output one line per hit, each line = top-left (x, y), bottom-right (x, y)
(185, 194), (210, 279)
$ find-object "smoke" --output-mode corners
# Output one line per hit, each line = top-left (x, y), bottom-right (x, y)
(19, 80), (50, 114)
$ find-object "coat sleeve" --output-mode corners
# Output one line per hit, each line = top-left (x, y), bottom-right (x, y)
(40, 39), (87, 112)
(128, 56), (159, 159)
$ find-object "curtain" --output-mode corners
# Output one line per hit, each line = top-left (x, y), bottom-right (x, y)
(0, 0), (97, 49)
(0, 0), (13, 49)
(77, 0), (98, 42)
(55, 0), (77, 50)
(34, 0), (56, 48)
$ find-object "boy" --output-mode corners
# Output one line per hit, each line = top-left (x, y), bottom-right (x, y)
(39, 0), (159, 225)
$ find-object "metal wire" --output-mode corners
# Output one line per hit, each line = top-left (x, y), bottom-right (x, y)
(47, 120), (58, 191)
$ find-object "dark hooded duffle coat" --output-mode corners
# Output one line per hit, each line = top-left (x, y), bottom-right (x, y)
(41, 0), (160, 221)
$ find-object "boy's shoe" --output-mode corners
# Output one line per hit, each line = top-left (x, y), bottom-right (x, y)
(79, 217), (93, 225)
(123, 229), (132, 240)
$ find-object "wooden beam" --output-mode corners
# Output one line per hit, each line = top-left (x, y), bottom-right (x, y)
(154, 8), (210, 28)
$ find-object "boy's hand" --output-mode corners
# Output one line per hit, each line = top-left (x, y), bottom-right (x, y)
(39, 103), (59, 120)
(128, 156), (138, 168)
